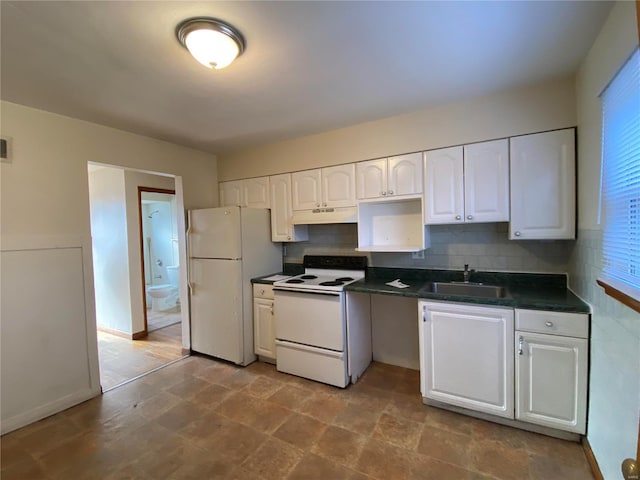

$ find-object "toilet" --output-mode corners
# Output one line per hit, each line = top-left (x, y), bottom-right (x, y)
(146, 265), (180, 312)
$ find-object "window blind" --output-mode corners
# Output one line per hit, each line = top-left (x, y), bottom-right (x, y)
(600, 48), (640, 299)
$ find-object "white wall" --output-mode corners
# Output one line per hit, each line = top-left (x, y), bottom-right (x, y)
(217, 76), (576, 180)
(88, 167), (132, 334)
(572, 2), (640, 478)
(0, 101), (217, 433)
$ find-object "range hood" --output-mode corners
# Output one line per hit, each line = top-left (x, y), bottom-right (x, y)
(291, 206), (357, 225)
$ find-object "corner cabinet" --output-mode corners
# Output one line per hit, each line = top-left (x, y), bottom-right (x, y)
(253, 284), (276, 362)
(515, 309), (588, 434)
(419, 301), (515, 419)
(269, 174), (308, 242)
(356, 153), (423, 200)
(424, 139), (509, 225)
(509, 128), (576, 239)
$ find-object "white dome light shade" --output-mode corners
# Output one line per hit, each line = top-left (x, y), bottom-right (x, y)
(176, 18), (245, 70)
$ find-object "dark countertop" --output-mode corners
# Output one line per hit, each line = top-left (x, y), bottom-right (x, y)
(252, 265), (590, 313)
(346, 267), (590, 313)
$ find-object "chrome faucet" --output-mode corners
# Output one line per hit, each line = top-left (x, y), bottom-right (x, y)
(463, 264), (474, 283)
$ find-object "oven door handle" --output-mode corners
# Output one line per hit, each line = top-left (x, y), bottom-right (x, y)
(273, 287), (341, 296)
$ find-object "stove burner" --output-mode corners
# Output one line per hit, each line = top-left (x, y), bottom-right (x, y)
(319, 281), (345, 286)
(286, 279), (305, 284)
(301, 275), (318, 280)
(335, 277), (354, 282)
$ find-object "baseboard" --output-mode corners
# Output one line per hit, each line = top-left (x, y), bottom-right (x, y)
(98, 325), (146, 340)
(132, 330), (147, 340)
(181, 347), (191, 355)
(582, 437), (604, 480)
(1, 387), (100, 435)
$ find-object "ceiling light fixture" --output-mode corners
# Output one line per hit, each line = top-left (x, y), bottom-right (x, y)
(176, 17), (245, 70)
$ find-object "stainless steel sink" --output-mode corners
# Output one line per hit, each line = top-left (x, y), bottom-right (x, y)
(420, 281), (509, 298)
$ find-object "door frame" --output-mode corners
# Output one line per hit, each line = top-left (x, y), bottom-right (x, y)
(138, 186), (176, 335)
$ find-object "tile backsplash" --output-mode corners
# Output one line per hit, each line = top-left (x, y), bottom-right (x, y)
(284, 222), (573, 273)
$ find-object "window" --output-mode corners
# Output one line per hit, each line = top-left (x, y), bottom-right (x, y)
(599, 48), (640, 310)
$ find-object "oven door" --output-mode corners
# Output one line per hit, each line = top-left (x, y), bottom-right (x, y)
(273, 289), (345, 351)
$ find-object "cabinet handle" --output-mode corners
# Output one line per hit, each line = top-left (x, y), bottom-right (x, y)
(381, 191), (387, 196)
(323, 202), (327, 207)
(467, 215), (473, 220)
(260, 289), (265, 296)
(388, 190), (394, 195)
(518, 335), (524, 355)
(287, 236), (291, 240)
(270, 306), (274, 315)
(514, 231), (522, 237)
(316, 203), (320, 207)
(455, 215), (462, 221)
(545, 321), (554, 327)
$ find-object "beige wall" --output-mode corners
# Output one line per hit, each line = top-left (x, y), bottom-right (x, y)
(218, 76), (576, 181)
(571, 2), (640, 479)
(0, 101), (217, 433)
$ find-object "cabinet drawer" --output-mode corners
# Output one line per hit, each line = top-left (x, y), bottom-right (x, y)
(253, 283), (274, 300)
(515, 309), (588, 338)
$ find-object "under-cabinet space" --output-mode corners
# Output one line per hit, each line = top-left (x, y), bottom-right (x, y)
(357, 197), (430, 252)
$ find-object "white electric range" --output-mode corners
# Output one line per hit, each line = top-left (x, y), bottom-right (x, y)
(272, 255), (371, 387)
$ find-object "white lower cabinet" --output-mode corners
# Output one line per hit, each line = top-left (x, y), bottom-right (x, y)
(253, 284), (276, 361)
(515, 309), (588, 434)
(419, 301), (515, 419)
(419, 302), (589, 435)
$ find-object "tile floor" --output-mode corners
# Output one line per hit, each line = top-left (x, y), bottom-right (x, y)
(98, 323), (185, 390)
(1, 357), (593, 480)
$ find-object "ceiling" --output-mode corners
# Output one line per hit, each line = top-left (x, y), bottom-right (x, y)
(1, 1), (613, 155)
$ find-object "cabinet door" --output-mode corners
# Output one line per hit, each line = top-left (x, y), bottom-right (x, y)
(269, 174), (308, 242)
(219, 180), (244, 207)
(510, 129), (576, 239)
(322, 164), (356, 208)
(292, 169), (322, 211)
(464, 139), (510, 223)
(516, 331), (587, 434)
(254, 298), (276, 360)
(423, 147), (464, 224)
(269, 174), (293, 241)
(356, 159), (387, 199)
(388, 152), (423, 196)
(420, 301), (514, 418)
(244, 177), (270, 209)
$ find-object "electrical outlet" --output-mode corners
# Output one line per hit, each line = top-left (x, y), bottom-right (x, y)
(411, 250), (425, 260)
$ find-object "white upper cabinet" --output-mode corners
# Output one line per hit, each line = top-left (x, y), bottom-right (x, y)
(463, 140), (510, 223)
(509, 128), (576, 240)
(244, 177), (270, 209)
(424, 139), (509, 225)
(356, 153), (422, 200)
(292, 165), (356, 210)
(423, 146), (464, 224)
(322, 164), (356, 208)
(388, 153), (423, 196)
(292, 169), (322, 210)
(356, 159), (387, 200)
(219, 180), (244, 207)
(220, 177), (270, 209)
(269, 173), (308, 242)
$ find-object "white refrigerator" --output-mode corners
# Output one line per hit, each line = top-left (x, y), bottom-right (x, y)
(188, 206), (281, 365)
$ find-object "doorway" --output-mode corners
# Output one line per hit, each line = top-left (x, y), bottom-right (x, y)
(139, 187), (180, 333)
(87, 164), (188, 391)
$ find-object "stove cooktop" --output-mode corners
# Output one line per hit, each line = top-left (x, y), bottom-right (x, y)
(274, 255), (367, 292)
